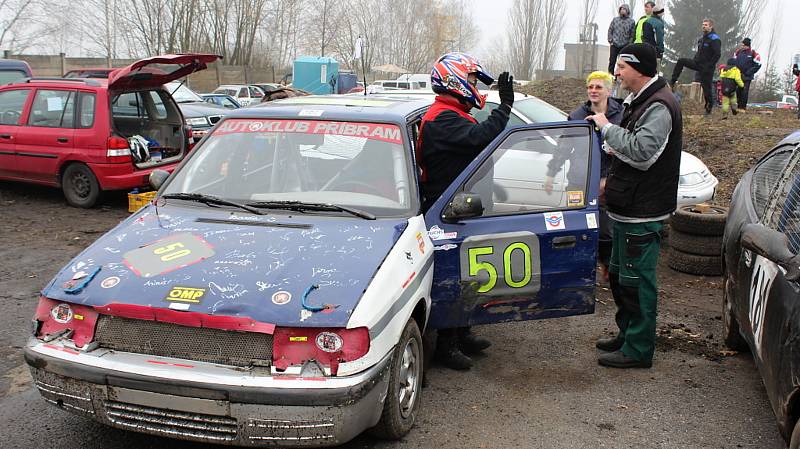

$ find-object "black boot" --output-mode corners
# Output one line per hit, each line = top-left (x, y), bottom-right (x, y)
(595, 335), (624, 352)
(436, 329), (473, 370)
(458, 327), (491, 355)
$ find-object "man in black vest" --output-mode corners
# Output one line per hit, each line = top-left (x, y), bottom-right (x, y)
(587, 43), (682, 369)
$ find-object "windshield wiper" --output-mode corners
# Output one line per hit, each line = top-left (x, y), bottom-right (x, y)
(162, 193), (266, 215)
(247, 200), (376, 220)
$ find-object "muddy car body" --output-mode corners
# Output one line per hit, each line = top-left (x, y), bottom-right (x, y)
(25, 96), (601, 446)
(722, 130), (800, 446)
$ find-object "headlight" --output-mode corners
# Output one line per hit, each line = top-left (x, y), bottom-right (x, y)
(185, 117), (209, 126)
(680, 172), (704, 186)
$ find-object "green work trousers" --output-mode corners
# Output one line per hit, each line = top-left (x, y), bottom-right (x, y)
(608, 220), (663, 363)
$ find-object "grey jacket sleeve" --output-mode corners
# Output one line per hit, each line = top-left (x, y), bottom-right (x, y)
(602, 102), (672, 171)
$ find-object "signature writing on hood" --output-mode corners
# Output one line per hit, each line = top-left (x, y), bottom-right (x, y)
(209, 281), (248, 300)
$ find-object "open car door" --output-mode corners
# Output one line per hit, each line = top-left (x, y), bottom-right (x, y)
(424, 122), (600, 328)
(108, 54), (222, 91)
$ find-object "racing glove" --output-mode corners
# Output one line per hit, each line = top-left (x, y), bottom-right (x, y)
(498, 72), (514, 108)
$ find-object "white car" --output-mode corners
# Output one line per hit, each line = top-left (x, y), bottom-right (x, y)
(365, 89), (718, 207)
(212, 84), (266, 106)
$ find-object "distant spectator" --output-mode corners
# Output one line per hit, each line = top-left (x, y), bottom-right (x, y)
(793, 64), (800, 119)
(733, 38), (762, 112)
(644, 4), (666, 63)
(633, 2), (655, 46)
(718, 58), (744, 118)
(607, 4), (636, 73)
(669, 18), (722, 116)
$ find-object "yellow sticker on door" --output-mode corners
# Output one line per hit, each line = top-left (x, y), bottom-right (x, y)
(567, 191), (584, 207)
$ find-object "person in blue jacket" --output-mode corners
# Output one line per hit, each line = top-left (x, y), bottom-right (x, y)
(733, 38), (762, 111)
(669, 18), (722, 115)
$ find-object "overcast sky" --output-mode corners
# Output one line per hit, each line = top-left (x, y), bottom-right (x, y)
(473, 0), (798, 73)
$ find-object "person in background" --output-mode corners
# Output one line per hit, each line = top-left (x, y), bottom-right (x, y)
(669, 18), (721, 116)
(644, 4), (666, 64)
(587, 43), (682, 369)
(547, 71), (622, 283)
(793, 64), (800, 119)
(633, 1), (655, 46)
(734, 38), (761, 112)
(718, 58), (744, 118)
(417, 52), (515, 370)
(607, 4), (636, 74)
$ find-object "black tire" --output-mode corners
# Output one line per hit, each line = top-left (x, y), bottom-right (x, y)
(671, 205), (728, 236)
(667, 248), (723, 276)
(669, 229), (723, 256)
(722, 274), (749, 351)
(369, 318), (423, 440)
(62, 163), (101, 208)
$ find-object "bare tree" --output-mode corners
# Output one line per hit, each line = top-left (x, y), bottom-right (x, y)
(539, 0), (566, 71)
(0, 0), (41, 53)
(507, 0), (542, 79)
(737, 0), (765, 42)
(758, 3), (781, 94)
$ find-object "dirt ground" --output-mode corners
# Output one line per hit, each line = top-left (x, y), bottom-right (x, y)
(1, 82), (798, 447)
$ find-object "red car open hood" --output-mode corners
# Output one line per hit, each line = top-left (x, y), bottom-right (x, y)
(108, 54), (221, 90)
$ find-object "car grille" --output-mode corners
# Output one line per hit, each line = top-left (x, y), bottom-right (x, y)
(94, 315), (273, 367)
(104, 400), (238, 443)
(208, 115), (223, 125)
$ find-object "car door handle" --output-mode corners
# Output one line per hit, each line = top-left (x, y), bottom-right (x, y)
(0, 134), (11, 139)
(552, 236), (577, 249)
(57, 137), (69, 143)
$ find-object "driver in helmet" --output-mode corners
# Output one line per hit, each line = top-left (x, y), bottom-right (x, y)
(417, 52), (515, 370)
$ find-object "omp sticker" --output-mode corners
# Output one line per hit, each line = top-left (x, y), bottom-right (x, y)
(213, 119), (402, 144)
(567, 191), (585, 207)
(298, 109), (324, 117)
(749, 255), (778, 355)
(427, 225), (457, 241)
(544, 212), (566, 231)
(123, 233), (215, 278)
(586, 213), (598, 229)
(459, 231), (542, 296)
(165, 286), (206, 303)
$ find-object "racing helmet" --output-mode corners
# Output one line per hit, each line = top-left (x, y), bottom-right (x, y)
(431, 52), (494, 109)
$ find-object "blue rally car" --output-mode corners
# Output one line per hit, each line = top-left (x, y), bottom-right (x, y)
(25, 96), (601, 446)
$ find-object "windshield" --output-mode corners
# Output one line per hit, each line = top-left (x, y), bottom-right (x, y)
(166, 82), (204, 103)
(164, 118), (416, 217)
(513, 97), (567, 122)
(0, 70), (27, 84)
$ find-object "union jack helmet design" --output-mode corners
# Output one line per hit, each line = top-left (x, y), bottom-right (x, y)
(431, 52), (494, 109)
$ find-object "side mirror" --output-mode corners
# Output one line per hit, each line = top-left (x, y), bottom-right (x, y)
(149, 169), (170, 191)
(741, 223), (800, 281)
(442, 192), (484, 221)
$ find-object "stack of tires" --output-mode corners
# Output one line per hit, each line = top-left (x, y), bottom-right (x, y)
(667, 205), (729, 276)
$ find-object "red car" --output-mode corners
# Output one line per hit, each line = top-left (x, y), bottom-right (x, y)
(0, 54), (220, 207)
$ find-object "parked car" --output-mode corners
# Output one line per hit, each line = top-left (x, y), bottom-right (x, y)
(366, 79), (424, 93)
(25, 95), (602, 446)
(0, 59), (33, 84)
(721, 130), (800, 447)
(164, 82), (228, 142)
(395, 74), (430, 89)
(0, 54), (220, 207)
(63, 68), (116, 79)
(200, 93), (241, 109)
(370, 89), (719, 207)
(253, 82), (282, 94)
(212, 84), (265, 106)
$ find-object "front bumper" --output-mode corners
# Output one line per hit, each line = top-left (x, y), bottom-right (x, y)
(24, 338), (391, 447)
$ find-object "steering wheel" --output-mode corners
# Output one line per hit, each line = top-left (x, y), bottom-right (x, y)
(2, 110), (20, 125)
(323, 180), (376, 193)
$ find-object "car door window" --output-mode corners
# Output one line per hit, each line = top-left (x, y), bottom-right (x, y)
(146, 91), (167, 119)
(112, 92), (145, 118)
(28, 89), (74, 128)
(238, 87), (248, 98)
(78, 92), (96, 128)
(249, 87), (263, 98)
(766, 145), (800, 253)
(471, 102), (525, 128)
(462, 126), (591, 216)
(751, 146), (793, 219)
(0, 89), (30, 125)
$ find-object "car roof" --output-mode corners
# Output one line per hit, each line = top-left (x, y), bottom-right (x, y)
(222, 95), (430, 123)
(778, 130), (800, 146)
(0, 59), (32, 72)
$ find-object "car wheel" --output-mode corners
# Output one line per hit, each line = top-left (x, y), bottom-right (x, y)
(669, 229), (723, 256)
(369, 318), (423, 440)
(671, 205), (728, 236)
(62, 163), (101, 208)
(722, 274), (749, 351)
(667, 248), (723, 276)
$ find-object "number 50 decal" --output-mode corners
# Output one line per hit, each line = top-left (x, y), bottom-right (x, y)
(460, 232), (541, 296)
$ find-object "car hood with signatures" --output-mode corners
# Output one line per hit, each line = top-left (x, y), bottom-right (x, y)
(41, 204), (406, 328)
